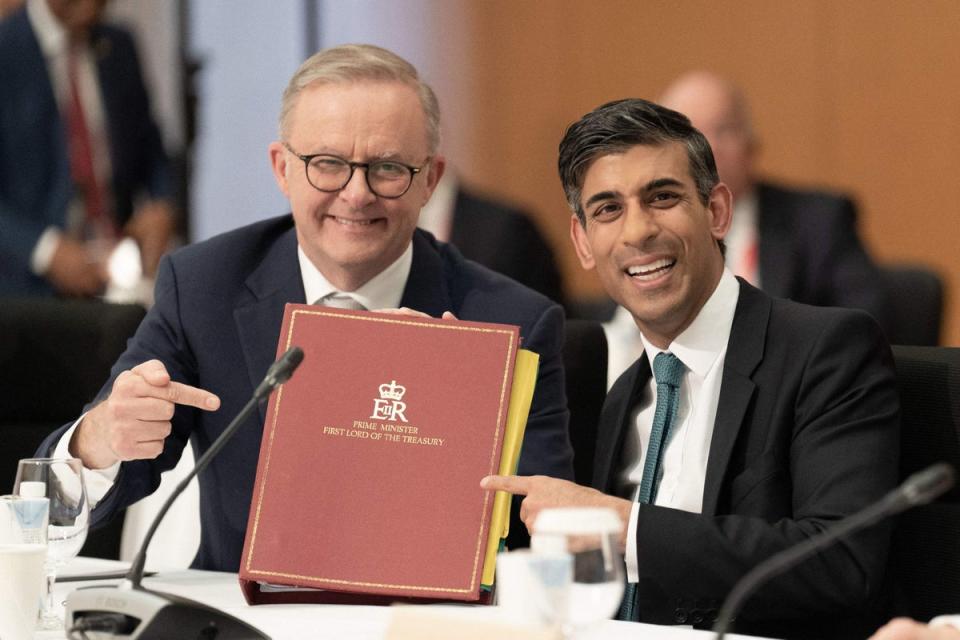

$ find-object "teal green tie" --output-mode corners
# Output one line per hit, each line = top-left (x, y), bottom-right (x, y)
(618, 352), (685, 622)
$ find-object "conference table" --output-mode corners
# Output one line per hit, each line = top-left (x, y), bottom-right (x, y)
(41, 557), (769, 640)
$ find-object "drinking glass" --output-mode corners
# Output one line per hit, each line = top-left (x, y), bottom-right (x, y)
(14, 458), (89, 631)
(0, 495), (48, 640)
(496, 549), (572, 629)
(531, 507), (624, 633)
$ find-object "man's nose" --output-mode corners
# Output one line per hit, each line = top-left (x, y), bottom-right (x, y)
(620, 203), (660, 246)
(338, 167), (377, 208)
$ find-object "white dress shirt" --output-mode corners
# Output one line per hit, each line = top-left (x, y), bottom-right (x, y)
(57, 240), (416, 505)
(298, 242), (411, 310)
(26, 0), (114, 274)
(621, 269), (740, 582)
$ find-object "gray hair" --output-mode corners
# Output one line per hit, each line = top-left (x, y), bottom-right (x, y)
(558, 98), (719, 226)
(279, 44), (441, 154)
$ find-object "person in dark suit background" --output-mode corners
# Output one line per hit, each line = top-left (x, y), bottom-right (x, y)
(37, 44), (574, 572)
(659, 71), (888, 319)
(418, 172), (566, 308)
(483, 98), (899, 638)
(0, 0), (173, 298)
(603, 71), (890, 385)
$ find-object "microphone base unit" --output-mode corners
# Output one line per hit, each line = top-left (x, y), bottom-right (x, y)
(65, 582), (270, 639)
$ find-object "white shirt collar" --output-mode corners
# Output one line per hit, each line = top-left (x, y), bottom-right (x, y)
(27, 0), (69, 58)
(297, 242), (413, 311)
(640, 268), (740, 378)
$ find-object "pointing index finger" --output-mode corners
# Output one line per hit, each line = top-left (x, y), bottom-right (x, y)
(164, 381), (220, 411)
(481, 474), (532, 495)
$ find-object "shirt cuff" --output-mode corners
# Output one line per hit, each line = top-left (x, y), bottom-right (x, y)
(930, 616), (960, 629)
(31, 227), (63, 275)
(625, 500), (640, 583)
(54, 415), (121, 507)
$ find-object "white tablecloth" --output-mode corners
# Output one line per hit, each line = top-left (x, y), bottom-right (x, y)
(42, 557), (768, 640)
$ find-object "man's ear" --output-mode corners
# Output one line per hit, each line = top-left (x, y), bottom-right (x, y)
(569, 215), (596, 270)
(268, 142), (290, 197)
(420, 155), (446, 206)
(708, 182), (733, 241)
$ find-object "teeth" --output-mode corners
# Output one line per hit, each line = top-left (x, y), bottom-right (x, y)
(333, 217), (374, 226)
(627, 259), (674, 279)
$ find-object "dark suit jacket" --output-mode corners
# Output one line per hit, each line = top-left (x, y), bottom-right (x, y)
(596, 280), (900, 639)
(756, 181), (891, 334)
(39, 217), (574, 572)
(0, 7), (170, 295)
(449, 187), (566, 309)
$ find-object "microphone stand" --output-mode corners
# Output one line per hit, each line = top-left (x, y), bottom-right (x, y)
(713, 463), (955, 640)
(125, 393), (259, 590)
(65, 347), (303, 639)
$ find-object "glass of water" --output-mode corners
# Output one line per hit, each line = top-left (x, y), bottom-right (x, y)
(14, 458), (89, 630)
(531, 507), (624, 633)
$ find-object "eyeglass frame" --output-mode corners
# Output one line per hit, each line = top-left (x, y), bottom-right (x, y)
(282, 142), (430, 199)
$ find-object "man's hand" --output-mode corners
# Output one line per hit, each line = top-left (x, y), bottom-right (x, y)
(70, 360), (220, 469)
(870, 618), (960, 640)
(481, 474), (632, 552)
(47, 236), (108, 297)
(125, 200), (174, 277)
(375, 308), (458, 320)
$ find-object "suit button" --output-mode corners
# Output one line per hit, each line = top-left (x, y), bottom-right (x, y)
(707, 608), (719, 623)
(691, 609), (704, 624)
(674, 609), (688, 624)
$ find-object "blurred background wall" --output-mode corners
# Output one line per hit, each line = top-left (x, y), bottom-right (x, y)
(104, 0), (959, 344)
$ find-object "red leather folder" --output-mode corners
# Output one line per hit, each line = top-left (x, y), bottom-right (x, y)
(238, 305), (519, 605)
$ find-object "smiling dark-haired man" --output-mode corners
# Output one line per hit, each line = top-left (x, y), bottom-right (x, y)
(483, 97), (899, 639)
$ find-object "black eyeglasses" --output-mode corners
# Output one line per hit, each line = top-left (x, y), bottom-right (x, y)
(283, 142), (428, 199)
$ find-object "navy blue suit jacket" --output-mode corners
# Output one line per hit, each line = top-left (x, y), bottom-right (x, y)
(0, 7), (170, 295)
(596, 280), (899, 638)
(40, 217), (574, 571)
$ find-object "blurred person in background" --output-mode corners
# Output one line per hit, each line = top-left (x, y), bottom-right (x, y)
(603, 71), (889, 386)
(418, 171), (567, 309)
(0, 0), (174, 300)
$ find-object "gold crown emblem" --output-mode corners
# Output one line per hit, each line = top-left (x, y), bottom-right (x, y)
(378, 380), (406, 401)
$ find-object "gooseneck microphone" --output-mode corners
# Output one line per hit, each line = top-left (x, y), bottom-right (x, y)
(713, 462), (955, 640)
(65, 346), (304, 640)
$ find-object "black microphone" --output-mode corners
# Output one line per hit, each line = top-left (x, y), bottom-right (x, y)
(713, 463), (956, 639)
(253, 346), (304, 400)
(64, 346), (304, 640)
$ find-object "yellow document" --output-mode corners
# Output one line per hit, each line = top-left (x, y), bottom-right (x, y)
(481, 348), (540, 587)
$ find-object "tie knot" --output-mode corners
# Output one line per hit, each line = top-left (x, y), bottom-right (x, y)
(318, 292), (366, 311)
(652, 352), (685, 388)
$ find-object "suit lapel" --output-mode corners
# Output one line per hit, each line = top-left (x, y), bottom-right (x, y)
(233, 226), (304, 423)
(756, 183), (796, 300)
(398, 230), (453, 315)
(593, 356), (651, 493)
(701, 280), (768, 515)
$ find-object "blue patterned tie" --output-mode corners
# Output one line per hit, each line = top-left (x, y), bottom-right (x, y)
(618, 352), (685, 622)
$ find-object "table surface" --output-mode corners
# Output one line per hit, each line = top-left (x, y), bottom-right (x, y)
(41, 557), (768, 640)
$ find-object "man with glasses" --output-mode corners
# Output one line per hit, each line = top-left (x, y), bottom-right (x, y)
(38, 44), (574, 572)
